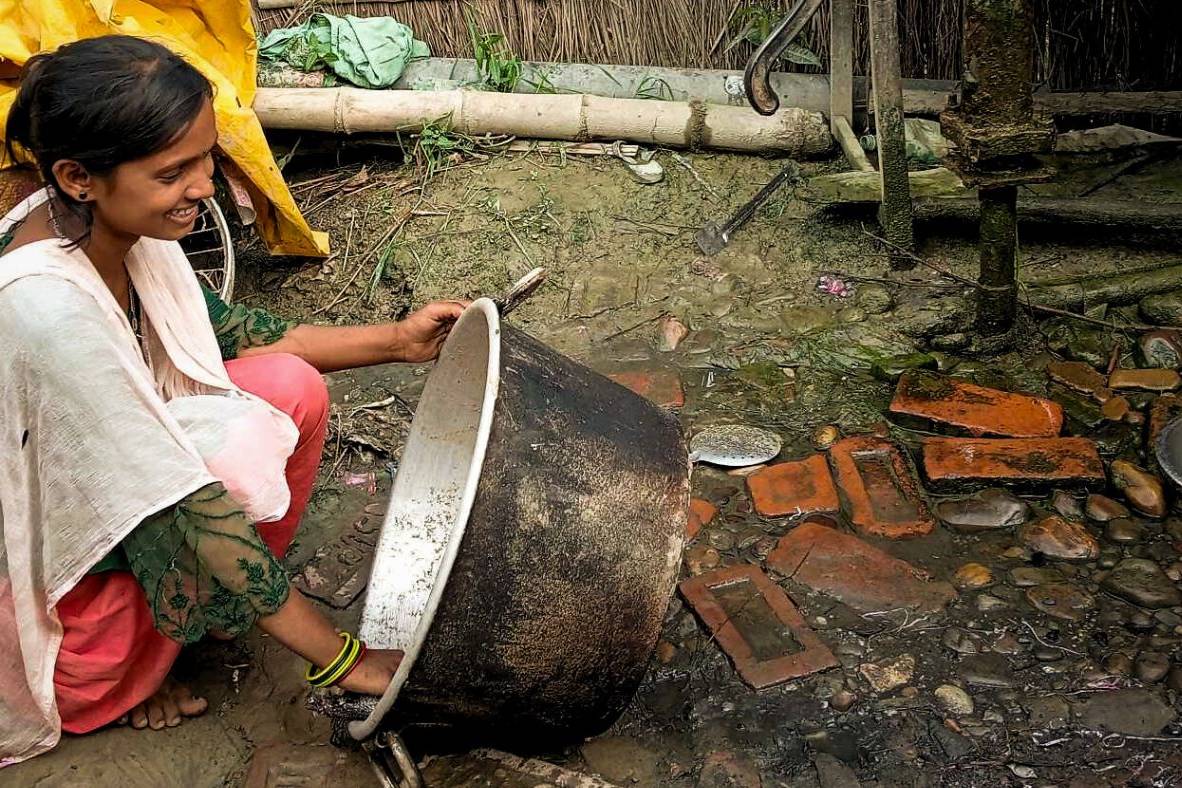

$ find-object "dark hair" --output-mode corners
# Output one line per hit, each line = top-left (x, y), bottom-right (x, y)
(5, 35), (213, 243)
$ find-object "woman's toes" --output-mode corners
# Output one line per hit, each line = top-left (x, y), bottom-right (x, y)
(159, 694), (181, 727)
(130, 704), (149, 730)
(146, 698), (168, 730)
(172, 685), (208, 717)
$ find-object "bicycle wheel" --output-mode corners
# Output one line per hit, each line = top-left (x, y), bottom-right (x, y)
(180, 196), (235, 302)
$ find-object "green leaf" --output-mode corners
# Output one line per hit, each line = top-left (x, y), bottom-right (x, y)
(782, 42), (821, 67)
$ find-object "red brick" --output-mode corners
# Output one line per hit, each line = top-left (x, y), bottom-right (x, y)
(607, 369), (685, 409)
(890, 371), (1063, 438)
(679, 565), (838, 689)
(827, 436), (935, 539)
(921, 437), (1105, 492)
(687, 498), (718, 540)
(767, 520), (956, 614)
(746, 454), (840, 518)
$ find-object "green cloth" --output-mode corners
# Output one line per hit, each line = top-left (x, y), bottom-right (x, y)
(258, 13), (430, 89)
(123, 483), (291, 644)
(202, 286), (296, 361)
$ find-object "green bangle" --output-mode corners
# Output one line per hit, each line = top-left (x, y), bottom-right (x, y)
(306, 632), (354, 686)
(314, 636), (364, 688)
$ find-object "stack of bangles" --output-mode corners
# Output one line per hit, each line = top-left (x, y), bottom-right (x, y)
(306, 632), (368, 689)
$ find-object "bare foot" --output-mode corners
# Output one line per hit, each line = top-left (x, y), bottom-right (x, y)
(337, 648), (404, 696)
(119, 677), (208, 731)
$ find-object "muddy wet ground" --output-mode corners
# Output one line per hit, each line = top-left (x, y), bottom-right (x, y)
(9, 142), (1182, 787)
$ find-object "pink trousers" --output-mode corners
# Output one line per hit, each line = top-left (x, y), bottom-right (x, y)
(53, 354), (329, 733)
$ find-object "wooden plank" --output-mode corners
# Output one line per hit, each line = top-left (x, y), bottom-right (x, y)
(914, 196), (1182, 234)
(829, 0), (855, 130)
(803, 167), (967, 203)
(833, 116), (875, 172)
(867, 0), (914, 264)
(1036, 91), (1182, 116)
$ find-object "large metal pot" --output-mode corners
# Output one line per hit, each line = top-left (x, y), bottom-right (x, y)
(350, 299), (689, 742)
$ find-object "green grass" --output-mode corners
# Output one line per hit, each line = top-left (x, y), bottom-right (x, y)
(400, 116), (477, 180)
(635, 75), (675, 101)
(467, 13), (523, 93)
(724, 2), (821, 67)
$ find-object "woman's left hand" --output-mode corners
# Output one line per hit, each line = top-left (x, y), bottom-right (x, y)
(395, 301), (469, 363)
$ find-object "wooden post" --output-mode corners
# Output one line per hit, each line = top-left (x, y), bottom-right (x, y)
(829, 0), (854, 130)
(868, 0), (915, 267)
(829, 0), (874, 172)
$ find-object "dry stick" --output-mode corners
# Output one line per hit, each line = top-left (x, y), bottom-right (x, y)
(860, 227), (1164, 333)
(329, 211), (357, 282)
(502, 217), (535, 268)
(670, 152), (721, 199)
(312, 220), (403, 316)
(349, 393), (411, 418)
(600, 311), (670, 342)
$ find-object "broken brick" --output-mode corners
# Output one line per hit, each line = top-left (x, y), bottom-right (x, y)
(1109, 368), (1182, 393)
(827, 436), (936, 539)
(607, 368), (685, 409)
(687, 498), (718, 540)
(746, 454), (840, 518)
(679, 564), (838, 689)
(1101, 396), (1131, 422)
(889, 370), (1063, 438)
(1046, 360), (1113, 402)
(921, 437), (1106, 492)
(767, 520), (956, 614)
(294, 514), (382, 609)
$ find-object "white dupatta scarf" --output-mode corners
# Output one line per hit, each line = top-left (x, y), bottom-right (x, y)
(0, 190), (296, 765)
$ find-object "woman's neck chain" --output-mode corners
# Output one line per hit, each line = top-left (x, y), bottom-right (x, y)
(50, 196), (144, 350)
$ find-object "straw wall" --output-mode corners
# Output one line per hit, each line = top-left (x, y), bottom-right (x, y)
(255, 0), (1182, 92)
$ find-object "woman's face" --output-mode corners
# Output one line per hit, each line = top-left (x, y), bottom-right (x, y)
(87, 98), (218, 242)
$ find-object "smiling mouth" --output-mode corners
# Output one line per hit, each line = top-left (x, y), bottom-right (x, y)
(167, 205), (198, 223)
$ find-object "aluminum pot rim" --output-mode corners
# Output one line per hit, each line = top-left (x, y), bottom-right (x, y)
(350, 298), (502, 741)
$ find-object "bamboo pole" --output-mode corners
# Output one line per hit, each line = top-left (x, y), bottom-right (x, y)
(252, 88), (834, 155)
(868, 0), (914, 267)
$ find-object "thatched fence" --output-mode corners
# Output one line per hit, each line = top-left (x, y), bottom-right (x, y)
(254, 0), (1182, 92)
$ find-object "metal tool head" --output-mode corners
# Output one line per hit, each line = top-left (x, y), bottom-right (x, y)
(695, 221), (729, 257)
(689, 424), (783, 467)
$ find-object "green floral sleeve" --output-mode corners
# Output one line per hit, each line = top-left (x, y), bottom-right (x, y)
(202, 286), (297, 361)
(119, 482), (291, 644)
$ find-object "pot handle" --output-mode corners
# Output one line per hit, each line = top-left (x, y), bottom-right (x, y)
(493, 267), (547, 317)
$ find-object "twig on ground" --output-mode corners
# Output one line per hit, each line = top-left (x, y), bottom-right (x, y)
(503, 216), (535, 268)
(614, 215), (681, 237)
(312, 220), (404, 316)
(1020, 620), (1083, 656)
(670, 152), (721, 199)
(349, 393), (411, 418)
(600, 312), (669, 341)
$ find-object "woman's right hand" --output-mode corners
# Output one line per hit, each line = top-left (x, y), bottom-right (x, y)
(338, 648), (404, 696)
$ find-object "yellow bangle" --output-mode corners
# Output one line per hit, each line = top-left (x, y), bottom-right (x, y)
(314, 636), (363, 688)
(305, 632), (353, 686)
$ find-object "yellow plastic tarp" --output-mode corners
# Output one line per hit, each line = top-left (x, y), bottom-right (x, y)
(0, 0), (329, 257)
